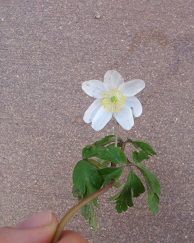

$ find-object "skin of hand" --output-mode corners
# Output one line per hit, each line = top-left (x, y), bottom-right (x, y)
(0, 211), (88, 243)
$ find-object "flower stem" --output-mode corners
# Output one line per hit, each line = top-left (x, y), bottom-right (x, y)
(114, 121), (119, 147)
(51, 180), (115, 243)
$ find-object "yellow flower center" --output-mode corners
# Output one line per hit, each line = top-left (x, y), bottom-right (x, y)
(101, 89), (126, 112)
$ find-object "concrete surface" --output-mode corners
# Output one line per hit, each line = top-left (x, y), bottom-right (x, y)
(0, 0), (193, 242)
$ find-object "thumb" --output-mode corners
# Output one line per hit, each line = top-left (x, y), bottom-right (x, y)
(0, 211), (58, 243)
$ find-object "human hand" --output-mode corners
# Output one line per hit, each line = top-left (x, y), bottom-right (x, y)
(0, 211), (88, 243)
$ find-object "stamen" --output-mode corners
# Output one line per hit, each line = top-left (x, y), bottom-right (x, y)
(101, 89), (126, 113)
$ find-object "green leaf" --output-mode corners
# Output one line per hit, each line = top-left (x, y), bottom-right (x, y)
(81, 202), (98, 231)
(82, 145), (98, 159)
(86, 158), (111, 168)
(86, 159), (104, 168)
(73, 160), (103, 198)
(114, 181), (122, 188)
(136, 165), (161, 195)
(110, 170), (145, 213)
(87, 158), (111, 169)
(148, 193), (160, 214)
(127, 139), (157, 156)
(132, 150), (150, 163)
(135, 165), (161, 213)
(131, 172), (146, 198)
(72, 185), (82, 199)
(109, 191), (121, 201)
(96, 146), (127, 165)
(99, 159), (111, 168)
(94, 135), (116, 146)
(98, 167), (124, 185)
(106, 142), (122, 148)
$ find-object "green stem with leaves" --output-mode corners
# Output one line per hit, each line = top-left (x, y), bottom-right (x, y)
(52, 132), (121, 242)
(51, 136), (133, 242)
(51, 179), (115, 243)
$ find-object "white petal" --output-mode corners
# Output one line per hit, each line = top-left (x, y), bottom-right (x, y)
(104, 70), (124, 90)
(114, 106), (134, 130)
(92, 106), (112, 131)
(119, 79), (145, 97)
(82, 80), (107, 98)
(125, 96), (143, 117)
(83, 99), (103, 123)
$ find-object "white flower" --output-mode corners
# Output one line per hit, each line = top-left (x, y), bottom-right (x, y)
(82, 70), (145, 131)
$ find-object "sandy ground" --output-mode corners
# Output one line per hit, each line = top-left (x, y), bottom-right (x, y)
(1, 1), (193, 242)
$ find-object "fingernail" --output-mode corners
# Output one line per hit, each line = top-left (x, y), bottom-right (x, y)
(16, 211), (57, 229)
